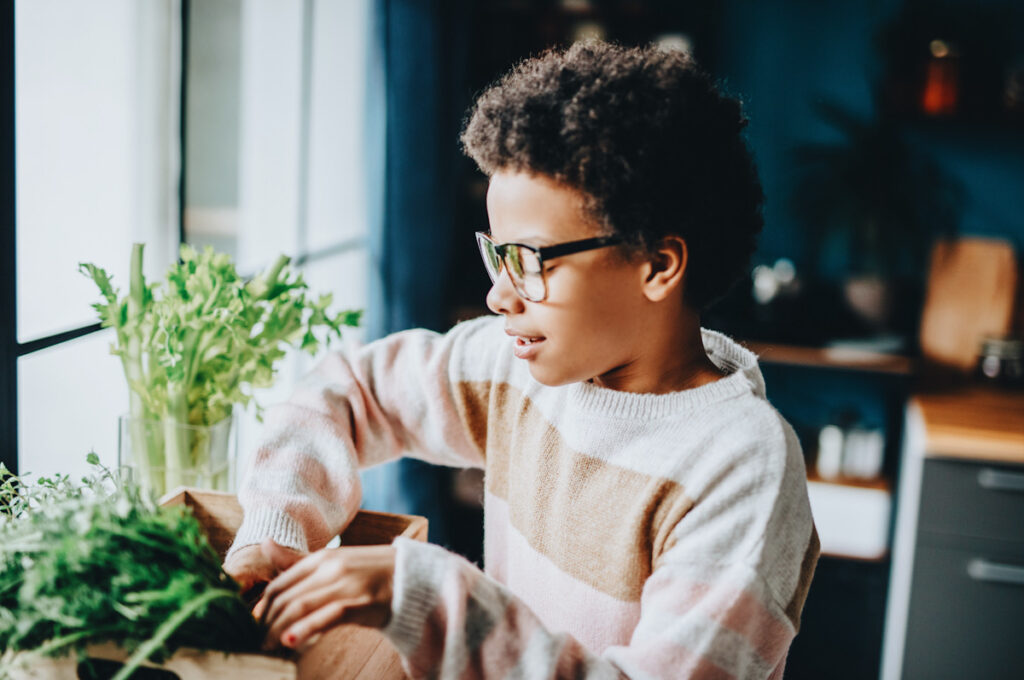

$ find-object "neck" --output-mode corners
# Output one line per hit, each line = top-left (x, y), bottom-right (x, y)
(591, 308), (726, 394)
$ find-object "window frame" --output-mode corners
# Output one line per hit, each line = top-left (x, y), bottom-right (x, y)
(2, 0), (18, 475)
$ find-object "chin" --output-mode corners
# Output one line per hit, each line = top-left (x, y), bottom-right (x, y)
(527, 363), (586, 387)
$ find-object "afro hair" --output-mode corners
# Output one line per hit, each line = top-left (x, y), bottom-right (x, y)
(460, 41), (764, 311)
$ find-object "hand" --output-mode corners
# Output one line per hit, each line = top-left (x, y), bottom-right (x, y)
(223, 540), (304, 603)
(259, 541), (397, 651)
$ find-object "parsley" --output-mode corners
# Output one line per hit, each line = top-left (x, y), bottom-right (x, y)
(0, 456), (263, 680)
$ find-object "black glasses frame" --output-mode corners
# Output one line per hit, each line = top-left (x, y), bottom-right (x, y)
(475, 231), (623, 302)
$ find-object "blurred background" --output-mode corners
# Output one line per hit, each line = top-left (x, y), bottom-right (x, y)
(3, 1), (1023, 678)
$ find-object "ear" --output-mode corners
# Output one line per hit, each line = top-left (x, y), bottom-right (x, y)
(641, 236), (688, 303)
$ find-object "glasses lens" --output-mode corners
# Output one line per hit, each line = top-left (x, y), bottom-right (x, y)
(508, 246), (545, 302)
(475, 235), (547, 302)
(519, 274), (546, 301)
(476, 233), (501, 282)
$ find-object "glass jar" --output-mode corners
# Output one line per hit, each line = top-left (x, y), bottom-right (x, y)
(976, 336), (1024, 388)
(118, 412), (237, 499)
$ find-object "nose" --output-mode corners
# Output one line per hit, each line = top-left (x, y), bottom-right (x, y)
(485, 267), (526, 316)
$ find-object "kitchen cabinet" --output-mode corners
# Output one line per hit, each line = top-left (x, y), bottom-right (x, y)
(882, 388), (1024, 680)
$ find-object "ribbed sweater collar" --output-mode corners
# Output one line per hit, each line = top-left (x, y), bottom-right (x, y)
(567, 328), (765, 420)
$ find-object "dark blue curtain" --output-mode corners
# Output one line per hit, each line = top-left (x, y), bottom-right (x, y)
(360, 0), (469, 549)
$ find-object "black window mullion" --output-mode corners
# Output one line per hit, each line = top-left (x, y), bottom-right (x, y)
(2, 0), (18, 475)
(17, 323), (104, 357)
(178, 0), (190, 250)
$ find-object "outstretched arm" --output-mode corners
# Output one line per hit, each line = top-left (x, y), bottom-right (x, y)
(225, 317), (504, 564)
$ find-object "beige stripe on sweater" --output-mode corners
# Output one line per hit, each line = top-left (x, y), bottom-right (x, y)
(454, 380), (696, 603)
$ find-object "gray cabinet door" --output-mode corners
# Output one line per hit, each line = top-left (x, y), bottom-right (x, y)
(918, 458), (1024, 548)
(903, 537), (1024, 679)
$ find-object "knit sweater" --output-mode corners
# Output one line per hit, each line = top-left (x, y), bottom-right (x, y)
(228, 315), (820, 679)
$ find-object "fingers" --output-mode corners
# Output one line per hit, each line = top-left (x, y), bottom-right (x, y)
(264, 584), (373, 650)
(260, 552), (332, 624)
(280, 598), (359, 649)
(224, 541), (304, 614)
(258, 545), (397, 650)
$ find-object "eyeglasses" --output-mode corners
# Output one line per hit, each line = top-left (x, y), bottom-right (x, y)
(475, 231), (623, 302)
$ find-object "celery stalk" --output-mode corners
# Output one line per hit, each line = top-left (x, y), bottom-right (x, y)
(81, 243), (361, 497)
(163, 382), (192, 494)
(122, 245), (164, 495)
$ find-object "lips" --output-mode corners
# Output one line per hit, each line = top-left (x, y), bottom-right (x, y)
(505, 328), (544, 342)
(506, 328), (546, 359)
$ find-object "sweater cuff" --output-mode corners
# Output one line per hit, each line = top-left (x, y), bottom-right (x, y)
(382, 537), (451, 654)
(225, 507), (310, 562)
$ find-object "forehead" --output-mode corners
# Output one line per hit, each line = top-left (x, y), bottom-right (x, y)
(485, 171), (600, 245)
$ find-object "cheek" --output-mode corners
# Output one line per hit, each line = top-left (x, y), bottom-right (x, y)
(545, 266), (644, 349)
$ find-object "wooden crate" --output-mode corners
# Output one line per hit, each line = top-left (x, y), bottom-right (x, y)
(8, 489), (426, 680)
(7, 643), (297, 680)
(163, 489), (426, 680)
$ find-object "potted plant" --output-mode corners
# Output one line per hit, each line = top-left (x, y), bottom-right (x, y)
(80, 243), (360, 498)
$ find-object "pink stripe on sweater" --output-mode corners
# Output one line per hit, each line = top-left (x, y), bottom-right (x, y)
(627, 638), (737, 680)
(642, 566), (794, 669)
(484, 491), (641, 653)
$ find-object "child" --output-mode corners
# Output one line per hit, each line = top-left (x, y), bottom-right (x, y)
(225, 41), (819, 679)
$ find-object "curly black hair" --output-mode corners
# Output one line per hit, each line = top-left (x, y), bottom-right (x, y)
(460, 41), (764, 311)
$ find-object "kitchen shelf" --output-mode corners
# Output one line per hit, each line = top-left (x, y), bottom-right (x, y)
(807, 472), (891, 492)
(742, 340), (916, 376)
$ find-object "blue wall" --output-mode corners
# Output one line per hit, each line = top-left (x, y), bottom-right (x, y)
(714, 0), (1024, 276)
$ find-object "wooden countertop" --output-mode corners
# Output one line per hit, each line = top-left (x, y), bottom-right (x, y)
(911, 387), (1024, 464)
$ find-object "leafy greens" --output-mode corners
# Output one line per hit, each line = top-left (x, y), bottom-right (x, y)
(0, 455), (263, 680)
(79, 243), (361, 495)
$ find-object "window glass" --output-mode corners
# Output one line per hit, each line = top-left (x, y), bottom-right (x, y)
(306, 0), (371, 251)
(15, 0), (178, 343)
(17, 329), (126, 480)
(182, 0), (243, 263)
(184, 0), (372, 276)
(235, 0), (304, 273)
(300, 250), (369, 351)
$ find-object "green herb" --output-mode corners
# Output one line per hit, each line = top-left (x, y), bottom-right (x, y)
(0, 455), (262, 680)
(79, 243), (361, 495)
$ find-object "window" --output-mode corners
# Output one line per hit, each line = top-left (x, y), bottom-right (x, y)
(10, 0), (179, 480)
(5, 0), (374, 482)
(183, 0), (373, 473)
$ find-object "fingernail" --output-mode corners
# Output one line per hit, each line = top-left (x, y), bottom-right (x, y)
(283, 633), (297, 648)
